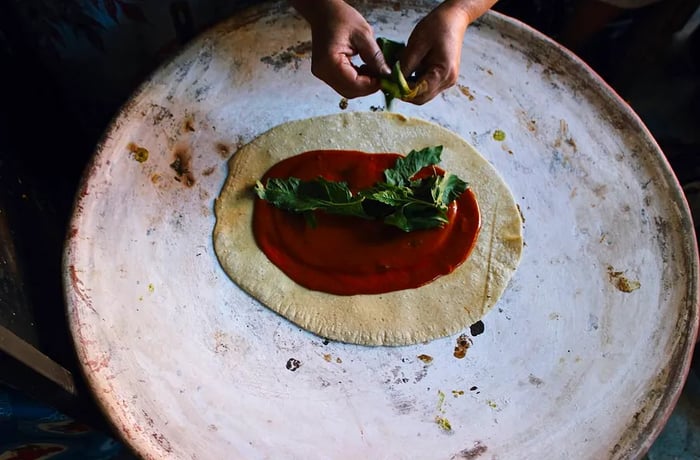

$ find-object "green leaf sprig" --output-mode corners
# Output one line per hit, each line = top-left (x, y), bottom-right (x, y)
(376, 37), (426, 110)
(254, 146), (468, 232)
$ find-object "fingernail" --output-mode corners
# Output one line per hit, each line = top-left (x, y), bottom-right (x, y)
(380, 64), (392, 75)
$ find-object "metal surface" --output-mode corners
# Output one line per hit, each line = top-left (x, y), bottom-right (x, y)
(63, 2), (699, 459)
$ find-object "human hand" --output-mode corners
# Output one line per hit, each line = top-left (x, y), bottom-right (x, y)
(400, 1), (473, 105)
(290, 0), (391, 98)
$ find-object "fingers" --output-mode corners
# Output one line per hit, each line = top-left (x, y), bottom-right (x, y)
(311, 51), (381, 99)
(409, 64), (460, 105)
(355, 33), (392, 76)
(303, 1), (387, 99)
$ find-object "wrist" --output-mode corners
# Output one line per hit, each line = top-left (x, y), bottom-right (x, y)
(440, 0), (497, 26)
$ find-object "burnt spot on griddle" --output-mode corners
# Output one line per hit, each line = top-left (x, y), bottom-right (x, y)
(183, 116), (196, 133)
(469, 321), (485, 337)
(148, 103), (174, 126)
(528, 374), (544, 388)
(453, 441), (488, 459)
(202, 166), (216, 177)
(170, 148), (195, 187)
(215, 142), (231, 159)
(260, 41), (312, 71)
(286, 358), (301, 372)
(151, 432), (173, 453)
(417, 354), (433, 364)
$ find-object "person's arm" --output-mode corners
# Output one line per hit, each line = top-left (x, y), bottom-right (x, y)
(290, 0), (391, 98)
(402, 0), (498, 105)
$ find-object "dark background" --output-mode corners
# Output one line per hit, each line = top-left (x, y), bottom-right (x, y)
(0, 0), (698, 440)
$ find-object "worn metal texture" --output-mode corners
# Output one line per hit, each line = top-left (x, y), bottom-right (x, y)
(63, 1), (699, 459)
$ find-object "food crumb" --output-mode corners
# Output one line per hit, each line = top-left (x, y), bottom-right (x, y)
(493, 129), (506, 141)
(437, 390), (446, 413)
(323, 354), (332, 362)
(435, 416), (452, 432)
(453, 334), (472, 359)
(451, 390), (464, 398)
(148, 283), (154, 293)
(469, 321), (485, 337)
(417, 354), (433, 364)
(339, 98), (349, 110)
(458, 85), (475, 101)
(335, 357), (342, 364)
(170, 150), (195, 187)
(607, 265), (641, 292)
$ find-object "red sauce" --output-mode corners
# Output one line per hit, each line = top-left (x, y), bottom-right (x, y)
(252, 150), (481, 295)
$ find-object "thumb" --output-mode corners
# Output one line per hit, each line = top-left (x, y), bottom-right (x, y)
(355, 33), (391, 76)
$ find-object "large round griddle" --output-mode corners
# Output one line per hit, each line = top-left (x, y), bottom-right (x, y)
(64, 2), (699, 459)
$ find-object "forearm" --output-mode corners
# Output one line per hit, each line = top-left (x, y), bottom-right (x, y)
(289, 0), (343, 22)
(441, 0), (498, 24)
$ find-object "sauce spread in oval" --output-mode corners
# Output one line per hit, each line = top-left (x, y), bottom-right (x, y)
(253, 150), (481, 295)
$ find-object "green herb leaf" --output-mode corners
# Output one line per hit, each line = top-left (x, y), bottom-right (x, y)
(254, 146), (469, 232)
(256, 177), (367, 218)
(376, 37), (426, 109)
(384, 146), (443, 186)
(376, 37), (406, 110)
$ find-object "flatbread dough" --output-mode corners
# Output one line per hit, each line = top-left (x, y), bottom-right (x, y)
(213, 112), (523, 346)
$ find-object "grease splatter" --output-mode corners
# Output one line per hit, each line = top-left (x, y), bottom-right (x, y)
(458, 85), (475, 101)
(127, 143), (149, 163)
(492, 130), (506, 141)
